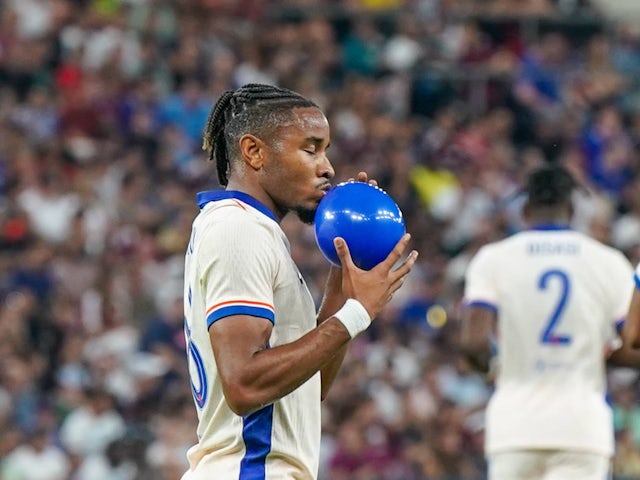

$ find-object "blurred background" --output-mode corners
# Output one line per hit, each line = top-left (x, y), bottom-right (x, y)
(2, 0), (640, 479)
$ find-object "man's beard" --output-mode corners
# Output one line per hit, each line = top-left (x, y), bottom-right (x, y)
(295, 206), (317, 225)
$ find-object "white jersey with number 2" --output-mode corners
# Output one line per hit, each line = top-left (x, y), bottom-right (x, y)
(464, 226), (634, 457)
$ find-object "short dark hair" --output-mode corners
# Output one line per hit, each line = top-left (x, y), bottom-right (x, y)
(525, 163), (577, 208)
(202, 83), (319, 186)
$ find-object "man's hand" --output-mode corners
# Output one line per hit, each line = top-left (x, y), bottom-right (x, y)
(334, 233), (418, 320)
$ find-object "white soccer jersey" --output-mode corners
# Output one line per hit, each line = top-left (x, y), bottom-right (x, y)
(464, 225), (634, 457)
(182, 190), (321, 480)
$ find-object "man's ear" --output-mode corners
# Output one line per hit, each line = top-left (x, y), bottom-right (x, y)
(239, 134), (264, 171)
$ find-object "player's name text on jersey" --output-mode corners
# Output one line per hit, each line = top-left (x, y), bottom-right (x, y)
(526, 242), (580, 255)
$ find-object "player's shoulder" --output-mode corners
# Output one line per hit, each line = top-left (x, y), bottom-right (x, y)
(575, 231), (630, 262)
(466, 238), (510, 272)
(201, 199), (273, 225)
(474, 234), (518, 257)
(196, 199), (278, 242)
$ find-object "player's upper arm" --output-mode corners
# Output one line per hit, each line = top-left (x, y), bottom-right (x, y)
(462, 244), (498, 311)
(606, 251), (635, 320)
(197, 213), (278, 330)
(460, 246), (499, 371)
(209, 313), (274, 413)
(196, 213), (280, 413)
(463, 245), (499, 309)
(605, 252), (639, 367)
(461, 305), (497, 349)
(624, 264), (640, 349)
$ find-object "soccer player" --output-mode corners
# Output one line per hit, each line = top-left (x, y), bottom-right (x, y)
(461, 163), (640, 480)
(181, 84), (418, 480)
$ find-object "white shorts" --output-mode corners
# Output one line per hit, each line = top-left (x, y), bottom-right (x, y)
(489, 450), (611, 480)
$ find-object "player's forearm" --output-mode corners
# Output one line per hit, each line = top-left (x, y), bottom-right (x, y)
(319, 346), (347, 400)
(460, 346), (492, 374)
(317, 266), (345, 324)
(227, 318), (351, 416)
(459, 331), (492, 373)
(460, 307), (496, 374)
(317, 266), (349, 399)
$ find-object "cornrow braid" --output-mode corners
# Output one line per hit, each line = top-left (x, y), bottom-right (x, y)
(202, 91), (234, 185)
(202, 84), (319, 186)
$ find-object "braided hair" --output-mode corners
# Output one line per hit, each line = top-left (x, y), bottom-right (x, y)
(202, 84), (319, 186)
(524, 163), (578, 208)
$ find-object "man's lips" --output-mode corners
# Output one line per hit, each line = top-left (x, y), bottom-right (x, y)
(319, 183), (332, 195)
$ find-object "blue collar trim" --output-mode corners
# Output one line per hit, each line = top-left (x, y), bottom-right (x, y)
(529, 224), (571, 231)
(196, 190), (278, 222)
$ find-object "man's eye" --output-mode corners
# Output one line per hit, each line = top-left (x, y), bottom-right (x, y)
(304, 150), (316, 155)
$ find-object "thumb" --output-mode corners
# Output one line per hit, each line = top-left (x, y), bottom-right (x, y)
(333, 237), (355, 268)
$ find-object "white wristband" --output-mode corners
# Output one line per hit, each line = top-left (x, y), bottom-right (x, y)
(333, 299), (372, 338)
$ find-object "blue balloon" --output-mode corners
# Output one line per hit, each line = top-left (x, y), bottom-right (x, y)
(314, 182), (406, 270)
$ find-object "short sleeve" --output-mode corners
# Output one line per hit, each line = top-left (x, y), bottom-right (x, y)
(197, 214), (278, 328)
(609, 251), (635, 328)
(464, 244), (499, 312)
(634, 262), (640, 291)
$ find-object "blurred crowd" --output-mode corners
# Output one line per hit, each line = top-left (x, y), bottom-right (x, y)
(3, 0), (640, 479)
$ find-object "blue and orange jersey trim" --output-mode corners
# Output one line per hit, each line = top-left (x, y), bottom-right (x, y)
(196, 190), (278, 222)
(206, 299), (276, 328)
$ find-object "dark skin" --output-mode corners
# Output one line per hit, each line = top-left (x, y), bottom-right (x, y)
(460, 306), (495, 374)
(461, 200), (640, 374)
(210, 107), (418, 415)
(624, 287), (640, 349)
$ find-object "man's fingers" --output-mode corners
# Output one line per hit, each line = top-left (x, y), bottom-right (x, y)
(378, 233), (412, 270)
(389, 278), (405, 297)
(333, 237), (355, 269)
(346, 172), (377, 186)
(392, 249), (419, 279)
(357, 171), (378, 186)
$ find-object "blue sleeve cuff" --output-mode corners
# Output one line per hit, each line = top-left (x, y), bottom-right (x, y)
(207, 305), (275, 328)
(465, 300), (498, 314)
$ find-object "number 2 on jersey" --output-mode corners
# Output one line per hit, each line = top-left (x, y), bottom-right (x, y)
(538, 269), (572, 345)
